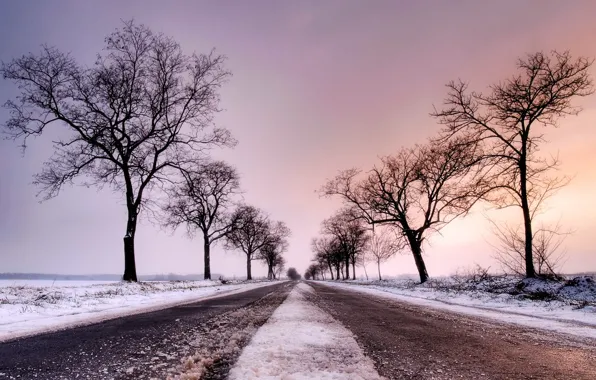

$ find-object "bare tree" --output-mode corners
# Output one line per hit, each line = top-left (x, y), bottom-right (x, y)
(274, 255), (286, 280)
(286, 267), (301, 281)
(432, 51), (593, 278)
(1, 21), (234, 281)
(311, 248), (330, 280)
(311, 236), (341, 280)
(225, 205), (272, 280)
(369, 227), (405, 280)
(257, 221), (291, 280)
(258, 242), (279, 280)
(323, 138), (486, 283)
(162, 161), (241, 279)
(356, 250), (370, 280)
(305, 263), (324, 280)
(321, 209), (370, 280)
(489, 219), (568, 278)
(313, 248), (332, 280)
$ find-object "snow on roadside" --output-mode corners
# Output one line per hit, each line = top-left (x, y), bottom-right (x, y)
(0, 280), (120, 288)
(228, 282), (382, 380)
(319, 281), (596, 340)
(0, 280), (279, 342)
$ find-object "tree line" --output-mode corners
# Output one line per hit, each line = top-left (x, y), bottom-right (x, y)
(308, 51), (593, 283)
(1, 21), (291, 282)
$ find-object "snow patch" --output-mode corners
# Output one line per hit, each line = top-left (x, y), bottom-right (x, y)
(228, 283), (382, 380)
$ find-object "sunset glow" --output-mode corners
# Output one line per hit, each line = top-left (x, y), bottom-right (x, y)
(1, 0), (595, 278)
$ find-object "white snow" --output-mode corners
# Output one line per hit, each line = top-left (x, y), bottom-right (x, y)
(228, 283), (382, 380)
(0, 280), (279, 342)
(0, 280), (119, 288)
(319, 280), (596, 340)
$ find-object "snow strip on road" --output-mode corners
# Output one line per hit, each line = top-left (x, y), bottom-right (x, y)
(0, 280), (280, 342)
(228, 282), (382, 380)
(320, 281), (596, 340)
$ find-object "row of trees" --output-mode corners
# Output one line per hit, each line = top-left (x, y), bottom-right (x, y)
(307, 210), (402, 281)
(286, 267), (302, 281)
(1, 21), (291, 281)
(163, 163), (291, 280)
(311, 51), (593, 283)
(310, 209), (368, 281)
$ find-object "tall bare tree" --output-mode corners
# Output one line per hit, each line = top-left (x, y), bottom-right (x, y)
(225, 205), (271, 280)
(369, 227), (405, 280)
(323, 138), (486, 283)
(257, 221), (291, 280)
(163, 160), (241, 279)
(432, 51), (593, 278)
(1, 21), (233, 281)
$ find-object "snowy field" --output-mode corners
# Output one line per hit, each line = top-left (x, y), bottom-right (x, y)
(320, 276), (596, 339)
(229, 283), (381, 380)
(0, 280), (120, 288)
(0, 279), (278, 342)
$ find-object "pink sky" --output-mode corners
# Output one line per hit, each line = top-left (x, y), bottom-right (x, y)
(0, 1), (595, 277)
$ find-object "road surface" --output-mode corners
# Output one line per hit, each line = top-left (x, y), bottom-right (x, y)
(0, 282), (291, 380)
(2, 281), (595, 380)
(308, 282), (596, 380)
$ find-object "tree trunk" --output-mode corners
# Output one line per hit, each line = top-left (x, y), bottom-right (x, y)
(267, 262), (274, 280)
(377, 259), (382, 281)
(345, 256), (350, 280)
(519, 159), (536, 278)
(362, 263), (368, 281)
(335, 264), (340, 280)
(122, 207), (138, 282)
(351, 261), (356, 280)
(406, 231), (428, 283)
(203, 235), (211, 280)
(328, 262), (334, 280)
(246, 253), (252, 280)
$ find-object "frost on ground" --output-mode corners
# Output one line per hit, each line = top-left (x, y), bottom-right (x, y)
(228, 283), (383, 380)
(321, 274), (596, 339)
(0, 280), (278, 342)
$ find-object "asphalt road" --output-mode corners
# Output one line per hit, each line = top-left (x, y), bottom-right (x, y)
(3, 281), (595, 380)
(0, 282), (289, 380)
(308, 282), (596, 380)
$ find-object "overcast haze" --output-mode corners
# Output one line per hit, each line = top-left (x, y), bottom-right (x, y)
(1, 0), (595, 278)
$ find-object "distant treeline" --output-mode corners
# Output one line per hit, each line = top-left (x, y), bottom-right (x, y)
(0, 273), (223, 281)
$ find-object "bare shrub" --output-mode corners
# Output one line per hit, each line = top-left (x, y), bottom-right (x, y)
(490, 220), (568, 279)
